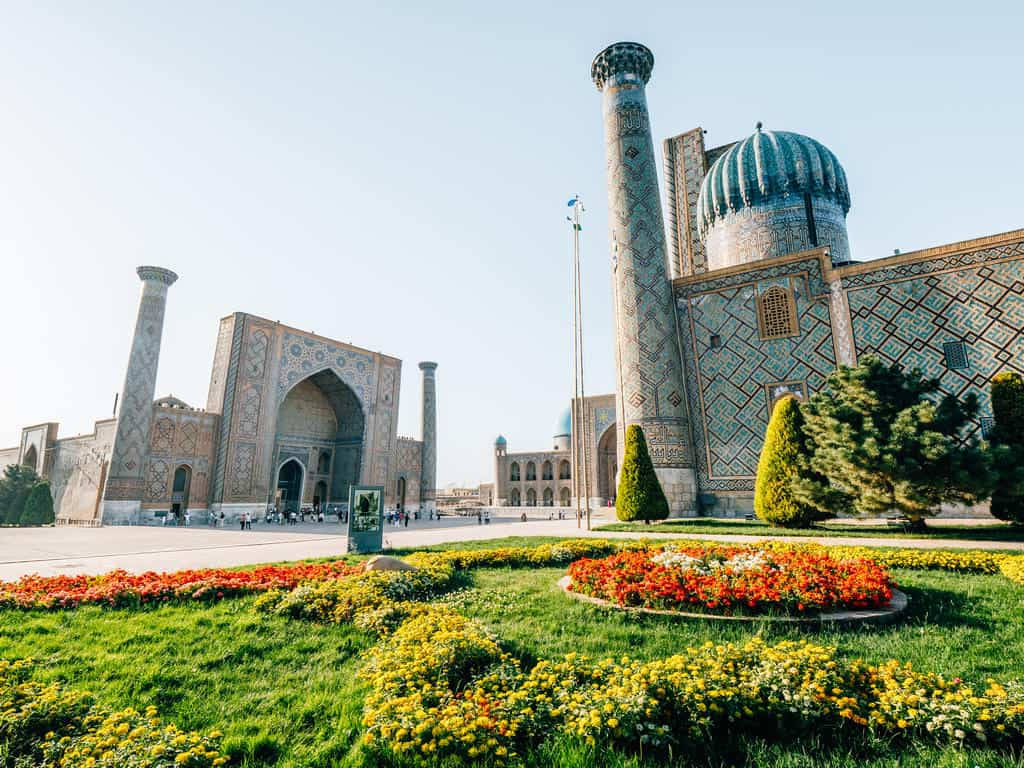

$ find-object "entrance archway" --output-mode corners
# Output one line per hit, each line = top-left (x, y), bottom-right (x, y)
(276, 459), (304, 516)
(171, 465), (192, 521)
(314, 480), (327, 511)
(597, 424), (617, 504)
(273, 369), (365, 513)
(396, 476), (407, 512)
(22, 445), (37, 472)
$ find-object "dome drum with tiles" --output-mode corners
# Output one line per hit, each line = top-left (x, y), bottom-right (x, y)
(697, 126), (852, 270)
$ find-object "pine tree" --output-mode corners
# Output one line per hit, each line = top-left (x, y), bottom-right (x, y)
(990, 371), (1024, 523)
(797, 355), (991, 529)
(755, 395), (824, 527)
(19, 482), (54, 526)
(615, 425), (669, 523)
(0, 465), (41, 525)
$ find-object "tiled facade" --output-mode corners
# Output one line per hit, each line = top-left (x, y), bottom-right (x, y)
(2, 276), (436, 526)
(596, 41), (1022, 517)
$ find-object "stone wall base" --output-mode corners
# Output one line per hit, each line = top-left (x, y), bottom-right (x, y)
(656, 467), (698, 518)
(100, 500), (142, 525)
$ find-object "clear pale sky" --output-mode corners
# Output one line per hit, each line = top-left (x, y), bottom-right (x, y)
(1, 1), (1021, 487)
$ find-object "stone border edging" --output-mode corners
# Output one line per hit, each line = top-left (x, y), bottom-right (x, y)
(557, 576), (908, 625)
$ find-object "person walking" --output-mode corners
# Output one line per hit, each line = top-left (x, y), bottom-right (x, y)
(239, 513), (245, 531)
(184, 510), (191, 527)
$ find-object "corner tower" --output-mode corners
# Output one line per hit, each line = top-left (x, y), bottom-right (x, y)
(418, 362), (438, 513)
(102, 265), (178, 524)
(591, 42), (696, 515)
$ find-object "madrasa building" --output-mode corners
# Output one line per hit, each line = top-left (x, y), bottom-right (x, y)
(0, 268), (438, 525)
(491, 42), (1023, 517)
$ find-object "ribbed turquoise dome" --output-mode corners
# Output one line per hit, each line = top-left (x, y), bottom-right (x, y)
(554, 408), (572, 438)
(495, 435), (507, 445)
(697, 127), (850, 238)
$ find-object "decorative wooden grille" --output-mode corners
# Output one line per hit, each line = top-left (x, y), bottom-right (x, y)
(757, 286), (798, 340)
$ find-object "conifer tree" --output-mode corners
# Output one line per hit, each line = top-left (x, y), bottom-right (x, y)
(990, 371), (1024, 523)
(615, 425), (669, 524)
(796, 355), (991, 529)
(20, 482), (54, 526)
(755, 395), (824, 527)
(0, 465), (40, 525)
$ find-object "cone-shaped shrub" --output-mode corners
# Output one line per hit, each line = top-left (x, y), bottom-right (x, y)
(615, 425), (669, 523)
(990, 371), (1024, 523)
(755, 395), (821, 527)
(19, 482), (54, 526)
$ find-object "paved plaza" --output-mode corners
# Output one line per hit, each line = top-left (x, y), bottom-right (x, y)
(1, 514), (1021, 581)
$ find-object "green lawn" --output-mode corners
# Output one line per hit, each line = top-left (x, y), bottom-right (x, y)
(2, 542), (1024, 767)
(597, 517), (1024, 543)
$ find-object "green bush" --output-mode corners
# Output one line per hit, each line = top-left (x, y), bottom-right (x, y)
(19, 482), (54, 526)
(0, 465), (39, 525)
(990, 371), (1024, 523)
(755, 395), (823, 527)
(615, 424), (668, 523)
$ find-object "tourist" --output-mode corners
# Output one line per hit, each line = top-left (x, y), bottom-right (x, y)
(184, 510), (191, 527)
(477, 511), (482, 525)
(239, 513), (245, 531)
(219, 510), (225, 528)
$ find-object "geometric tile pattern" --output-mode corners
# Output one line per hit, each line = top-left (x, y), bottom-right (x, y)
(105, 269), (176, 501)
(150, 417), (175, 455)
(146, 458), (169, 502)
(593, 44), (692, 473)
(846, 246), (1024, 433)
(663, 127), (708, 277)
(677, 265), (836, 491)
(418, 363), (437, 503)
(277, 332), (377, 406)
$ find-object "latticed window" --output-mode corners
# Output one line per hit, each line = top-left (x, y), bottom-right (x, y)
(943, 340), (970, 370)
(509, 462), (520, 482)
(757, 285), (798, 340)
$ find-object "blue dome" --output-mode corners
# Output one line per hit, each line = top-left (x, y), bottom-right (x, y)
(554, 408), (572, 438)
(495, 435), (507, 445)
(697, 127), (850, 239)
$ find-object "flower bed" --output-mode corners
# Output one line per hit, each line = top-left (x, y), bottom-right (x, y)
(1, 539), (1020, 614)
(567, 545), (894, 615)
(0, 659), (225, 767)
(0, 560), (361, 610)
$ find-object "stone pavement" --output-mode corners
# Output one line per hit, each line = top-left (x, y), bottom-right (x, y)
(0, 514), (1021, 581)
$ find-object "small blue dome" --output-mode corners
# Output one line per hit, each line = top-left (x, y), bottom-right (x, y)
(554, 408), (572, 438)
(697, 127), (850, 239)
(495, 435), (507, 445)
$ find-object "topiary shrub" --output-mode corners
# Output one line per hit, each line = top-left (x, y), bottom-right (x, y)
(755, 395), (823, 528)
(990, 371), (1024, 523)
(19, 482), (54, 526)
(615, 425), (669, 524)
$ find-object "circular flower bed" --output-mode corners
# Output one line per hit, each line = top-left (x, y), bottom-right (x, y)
(567, 545), (894, 615)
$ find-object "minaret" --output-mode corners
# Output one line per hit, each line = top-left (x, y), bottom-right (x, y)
(591, 42), (696, 515)
(101, 266), (178, 524)
(418, 361), (438, 513)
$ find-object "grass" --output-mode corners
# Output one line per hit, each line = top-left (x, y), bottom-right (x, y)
(2, 538), (1024, 766)
(597, 517), (1024, 543)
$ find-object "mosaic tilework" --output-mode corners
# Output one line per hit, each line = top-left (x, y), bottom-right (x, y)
(277, 332), (377, 406)
(106, 272), (175, 500)
(150, 418), (175, 455)
(663, 128), (708, 278)
(845, 248), (1024, 428)
(593, 44), (693, 475)
(678, 266), (836, 490)
(419, 363), (437, 502)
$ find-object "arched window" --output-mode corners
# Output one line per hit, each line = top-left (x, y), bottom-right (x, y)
(510, 488), (521, 506)
(317, 451), (331, 474)
(543, 488), (553, 506)
(560, 487), (571, 506)
(21, 445), (37, 472)
(526, 461), (536, 481)
(559, 460), (571, 480)
(526, 488), (537, 506)
(757, 285), (798, 340)
(509, 462), (520, 482)
(542, 461), (553, 480)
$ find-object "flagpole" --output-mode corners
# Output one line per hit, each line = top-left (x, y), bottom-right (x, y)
(568, 197), (591, 531)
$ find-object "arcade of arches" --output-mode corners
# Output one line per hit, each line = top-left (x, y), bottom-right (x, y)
(272, 370), (364, 514)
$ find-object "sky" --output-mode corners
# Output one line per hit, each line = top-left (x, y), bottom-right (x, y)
(1, 0), (1022, 487)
